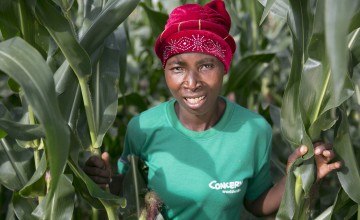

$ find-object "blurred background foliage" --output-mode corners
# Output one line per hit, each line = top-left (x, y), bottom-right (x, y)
(0, 0), (359, 219)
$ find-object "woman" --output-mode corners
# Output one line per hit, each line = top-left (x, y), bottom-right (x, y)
(84, 0), (341, 219)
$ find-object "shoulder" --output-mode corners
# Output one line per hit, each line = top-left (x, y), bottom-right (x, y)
(226, 99), (272, 134)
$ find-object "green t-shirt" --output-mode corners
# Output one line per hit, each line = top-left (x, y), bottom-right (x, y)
(118, 98), (273, 219)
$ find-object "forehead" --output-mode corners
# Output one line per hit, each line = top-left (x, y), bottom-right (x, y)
(166, 52), (221, 64)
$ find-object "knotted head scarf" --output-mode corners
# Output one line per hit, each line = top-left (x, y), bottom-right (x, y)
(154, 0), (236, 73)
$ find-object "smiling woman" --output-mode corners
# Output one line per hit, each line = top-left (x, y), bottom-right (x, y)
(164, 53), (226, 131)
(83, 0), (342, 219)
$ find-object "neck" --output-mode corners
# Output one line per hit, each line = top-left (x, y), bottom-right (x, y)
(175, 98), (225, 132)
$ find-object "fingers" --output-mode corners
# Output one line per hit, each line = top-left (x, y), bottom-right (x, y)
(83, 160), (109, 176)
(286, 145), (308, 173)
(85, 155), (104, 168)
(328, 161), (342, 170)
(317, 161), (342, 180)
(101, 152), (113, 186)
(313, 142), (342, 180)
(286, 142), (342, 181)
(314, 143), (335, 163)
(83, 153), (112, 188)
(101, 152), (111, 170)
(287, 145), (308, 164)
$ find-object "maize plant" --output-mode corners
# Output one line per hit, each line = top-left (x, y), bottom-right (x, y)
(259, 0), (360, 219)
(0, 0), (140, 219)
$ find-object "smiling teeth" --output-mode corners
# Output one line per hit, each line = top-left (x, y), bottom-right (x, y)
(186, 96), (205, 104)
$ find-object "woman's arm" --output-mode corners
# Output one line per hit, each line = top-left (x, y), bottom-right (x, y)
(244, 176), (286, 216)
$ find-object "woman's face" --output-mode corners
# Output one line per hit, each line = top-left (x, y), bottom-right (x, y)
(164, 52), (225, 117)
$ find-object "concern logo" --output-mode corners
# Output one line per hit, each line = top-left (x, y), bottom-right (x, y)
(208, 180), (243, 194)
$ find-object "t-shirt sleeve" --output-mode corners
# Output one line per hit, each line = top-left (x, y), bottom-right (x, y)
(245, 122), (273, 201)
(117, 116), (143, 175)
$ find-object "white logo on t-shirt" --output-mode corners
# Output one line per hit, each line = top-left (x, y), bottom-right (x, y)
(208, 180), (243, 194)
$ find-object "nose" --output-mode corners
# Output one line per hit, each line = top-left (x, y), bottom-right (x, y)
(183, 70), (201, 91)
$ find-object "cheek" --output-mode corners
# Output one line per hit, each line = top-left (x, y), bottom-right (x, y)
(208, 73), (224, 89)
(165, 74), (181, 92)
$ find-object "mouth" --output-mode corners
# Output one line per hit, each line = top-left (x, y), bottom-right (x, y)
(184, 95), (206, 105)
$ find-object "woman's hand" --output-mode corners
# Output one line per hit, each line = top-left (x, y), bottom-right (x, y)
(287, 142), (342, 181)
(245, 142), (342, 216)
(83, 152), (112, 189)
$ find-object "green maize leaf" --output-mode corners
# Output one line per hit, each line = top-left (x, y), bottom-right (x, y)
(327, 188), (358, 220)
(0, 0), (20, 39)
(314, 206), (332, 220)
(314, 189), (358, 220)
(348, 8), (360, 37)
(258, 0), (289, 23)
(75, 107), (93, 151)
(79, 0), (141, 55)
(0, 0), (36, 46)
(140, 2), (168, 37)
(35, 0), (140, 154)
(230, 0), (264, 54)
(31, 174), (75, 220)
(225, 53), (275, 94)
(308, 111), (337, 140)
(7, 78), (20, 93)
(277, 0), (315, 219)
(51, 0), (74, 12)
(93, 33), (121, 150)
(280, 0), (313, 148)
(0, 130), (6, 139)
(276, 158), (304, 220)
(259, 0), (276, 25)
(19, 153), (47, 198)
(334, 107), (360, 204)
(74, 0), (104, 45)
(53, 32), (124, 152)
(0, 113), (45, 141)
(325, 0), (358, 103)
(0, 37), (70, 218)
(67, 125), (85, 164)
(8, 0), (49, 59)
(349, 29), (360, 67)
(299, 0), (353, 135)
(323, 0), (360, 206)
(53, 64), (81, 128)
(117, 24), (128, 95)
(12, 191), (37, 220)
(291, 0), (316, 142)
(67, 157), (126, 209)
(0, 138), (33, 191)
(225, 1), (242, 34)
(28, 0), (92, 79)
(17, 0), (38, 48)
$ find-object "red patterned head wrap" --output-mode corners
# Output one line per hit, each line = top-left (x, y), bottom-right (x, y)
(154, 0), (236, 73)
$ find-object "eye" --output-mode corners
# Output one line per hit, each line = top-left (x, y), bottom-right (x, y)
(200, 63), (214, 71)
(171, 66), (184, 73)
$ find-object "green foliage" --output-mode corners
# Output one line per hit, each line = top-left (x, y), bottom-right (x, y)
(0, 0), (139, 219)
(1, 0), (360, 219)
(260, 0), (360, 219)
